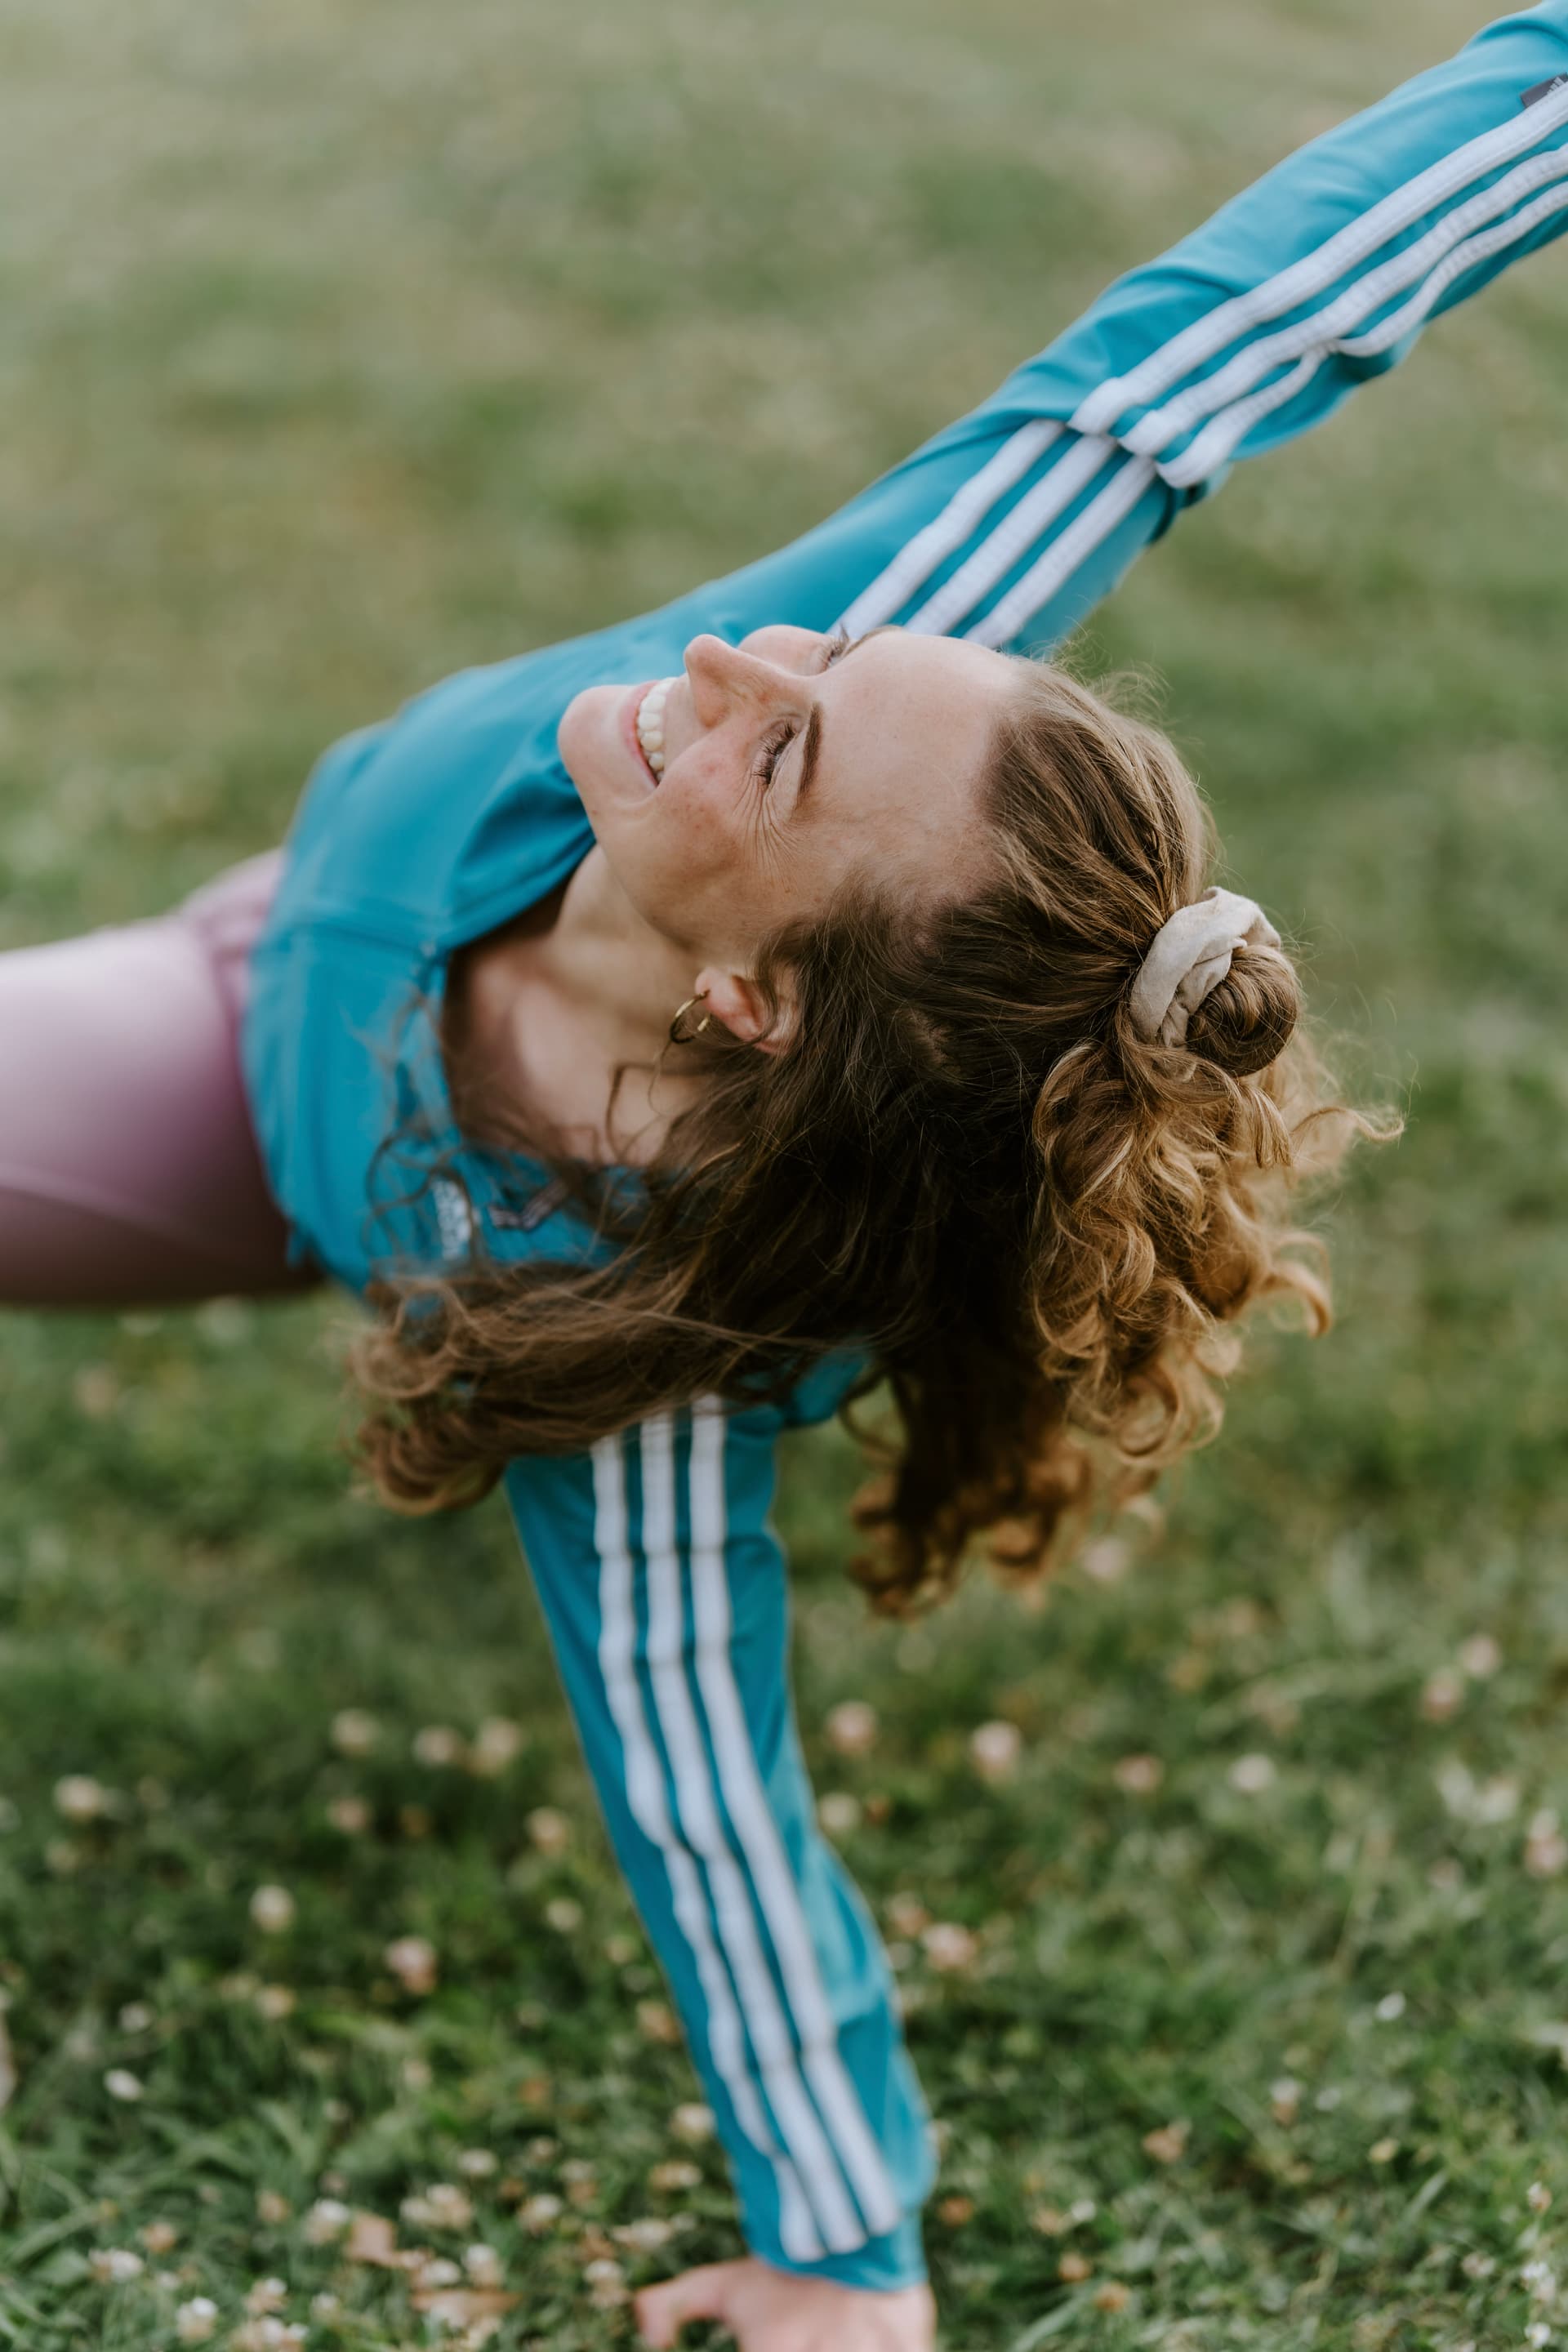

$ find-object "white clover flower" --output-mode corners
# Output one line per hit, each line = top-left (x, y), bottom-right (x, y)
(383, 1934), (439, 1994)
(414, 2256), (462, 2288)
(1458, 1633), (1502, 1679)
(1419, 1668), (1464, 1724)
(648, 2158), (702, 2192)
(330, 1709), (380, 1756)
(412, 1725), (466, 1767)
(920, 1922), (978, 1973)
(969, 1721), (1022, 1784)
(253, 1985), (296, 2021)
(1227, 1753), (1276, 1795)
(118, 2001), (154, 2034)
(1112, 1753), (1164, 1795)
(612, 2216), (675, 2252)
(525, 1806), (571, 1854)
(519, 2193), (564, 2234)
(103, 2068), (144, 2102)
(175, 2298), (220, 2343)
(55, 1775), (109, 1823)
(817, 1791), (862, 1838)
(401, 2182), (473, 2233)
(244, 2277), (287, 2314)
(544, 1897), (582, 1933)
(302, 2198), (351, 2246)
(1374, 1991), (1407, 2023)
(470, 1717), (524, 1775)
(327, 1796), (371, 1835)
(1269, 2078), (1303, 2125)
(89, 2247), (144, 2283)
(457, 2147), (498, 2178)
(309, 2293), (340, 2319)
(464, 2243), (504, 2286)
(249, 1886), (296, 1935)
(825, 1700), (879, 1757)
(670, 2102), (715, 2143)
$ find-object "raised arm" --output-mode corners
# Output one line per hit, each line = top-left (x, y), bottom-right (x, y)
(671, 3), (1568, 658)
(502, 1396), (936, 2294)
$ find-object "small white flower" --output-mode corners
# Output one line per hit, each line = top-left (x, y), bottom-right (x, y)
(176, 2298), (220, 2343)
(648, 2159), (702, 2192)
(825, 1699), (879, 1757)
(1112, 1753), (1164, 1795)
(969, 1720), (1022, 1784)
(55, 1775), (109, 1823)
(414, 2256), (462, 2288)
(457, 2146), (498, 2178)
(310, 2292), (340, 2319)
(302, 2198), (351, 2245)
(613, 2216), (675, 2252)
(327, 1795), (371, 1835)
(1227, 1753), (1276, 1795)
(1068, 2198), (1097, 2224)
(817, 1791), (862, 1838)
(544, 1896), (582, 1933)
(253, 1984), (296, 2021)
(412, 1725), (466, 1767)
(519, 2193), (564, 2233)
(1375, 1991), (1407, 2022)
(1419, 1668), (1464, 1723)
(470, 1717), (524, 1775)
(1269, 2077), (1303, 2124)
(1521, 2258), (1559, 2303)
(104, 2068), (144, 2102)
(383, 1934), (439, 1993)
(89, 2247), (144, 2283)
(464, 2243), (505, 2286)
(1529, 2181), (1553, 2215)
(245, 2276), (287, 2314)
(330, 1708), (379, 1756)
(1526, 2323), (1552, 2350)
(526, 1804), (571, 1853)
(401, 2182), (473, 2233)
(1458, 1633), (1502, 1679)
(249, 1885), (296, 1935)
(920, 1921), (978, 1972)
(670, 2102), (715, 2143)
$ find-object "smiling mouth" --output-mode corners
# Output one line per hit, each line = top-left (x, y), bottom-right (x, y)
(634, 677), (676, 779)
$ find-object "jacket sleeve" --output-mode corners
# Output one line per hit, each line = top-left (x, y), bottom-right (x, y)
(501, 1397), (938, 2292)
(670, 3), (1568, 657)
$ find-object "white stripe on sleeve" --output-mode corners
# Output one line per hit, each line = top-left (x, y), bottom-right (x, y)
(964, 452), (1158, 650)
(1161, 173), (1568, 490)
(900, 433), (1118, 638)
(685, 1401), (906, 2240)
(639, 1415), (874, 2254)
(1125, 141), (1568, 466)
(834, 418), (1061, 639)
(1074, 76), (1568, 436)
(590, 1435), (825, 2265)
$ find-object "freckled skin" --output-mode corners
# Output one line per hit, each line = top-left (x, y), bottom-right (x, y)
(557, 625), (1017, 971)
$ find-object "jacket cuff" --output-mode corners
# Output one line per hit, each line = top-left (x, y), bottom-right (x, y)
(752, 2207), (928, 2293)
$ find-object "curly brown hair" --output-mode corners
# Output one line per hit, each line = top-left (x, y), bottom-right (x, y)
(350, 659), (1379, 1617)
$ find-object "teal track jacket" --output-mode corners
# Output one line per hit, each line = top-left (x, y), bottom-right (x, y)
(241, 10), (1568, 2291)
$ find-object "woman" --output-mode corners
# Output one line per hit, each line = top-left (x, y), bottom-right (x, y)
(5, 10), (1566, 2346)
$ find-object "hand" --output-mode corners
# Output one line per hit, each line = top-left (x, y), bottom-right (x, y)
(635, 2255), (937, 2350)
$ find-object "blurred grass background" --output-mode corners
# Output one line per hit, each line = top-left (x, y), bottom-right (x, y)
(2, 0), (1566, 2345)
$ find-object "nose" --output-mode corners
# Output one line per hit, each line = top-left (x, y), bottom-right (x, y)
(682, 632), (776, 726)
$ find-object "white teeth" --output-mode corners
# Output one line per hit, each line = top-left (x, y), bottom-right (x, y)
(635, 676), (676, 778)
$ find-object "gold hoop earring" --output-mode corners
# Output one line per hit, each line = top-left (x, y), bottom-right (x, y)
(669, 993), (713, 1046)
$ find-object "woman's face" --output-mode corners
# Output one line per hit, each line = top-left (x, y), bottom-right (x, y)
(557, 624), (1018, 966)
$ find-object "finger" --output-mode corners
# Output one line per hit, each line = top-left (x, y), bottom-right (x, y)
(635, 2261), (739, 2345)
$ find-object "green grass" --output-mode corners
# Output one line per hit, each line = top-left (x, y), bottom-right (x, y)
(2, 0), (1567, 2345)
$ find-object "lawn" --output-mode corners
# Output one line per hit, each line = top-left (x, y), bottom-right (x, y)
(2, 0), (1566, 2345)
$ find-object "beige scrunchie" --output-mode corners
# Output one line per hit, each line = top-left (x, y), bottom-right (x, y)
(1128, 886), (1281, 1049)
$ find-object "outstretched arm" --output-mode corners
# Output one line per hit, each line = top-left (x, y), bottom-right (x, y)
(671, 3), (1568, 658)
(503, 1394), (936, 2301)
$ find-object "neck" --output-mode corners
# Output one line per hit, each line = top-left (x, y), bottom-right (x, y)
(536, 844), (696, 1067)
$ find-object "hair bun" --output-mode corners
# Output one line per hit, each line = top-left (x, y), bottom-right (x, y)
(1183, 938), (1301, 1078)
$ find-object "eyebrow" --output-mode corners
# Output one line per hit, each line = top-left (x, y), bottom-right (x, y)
(793, 624), (893, 812)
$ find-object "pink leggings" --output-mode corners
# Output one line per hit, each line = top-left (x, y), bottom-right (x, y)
(0, 850), (323, 1307)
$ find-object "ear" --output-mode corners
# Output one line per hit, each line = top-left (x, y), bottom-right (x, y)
(692, 964), (797, 1055)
